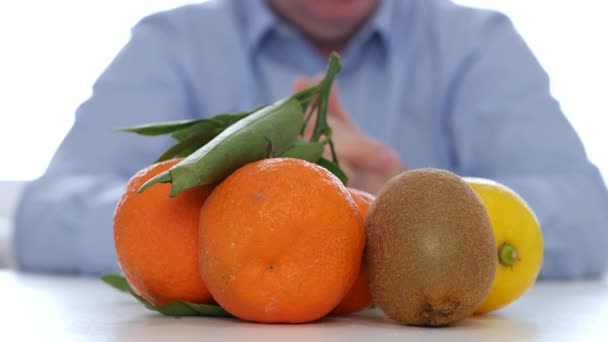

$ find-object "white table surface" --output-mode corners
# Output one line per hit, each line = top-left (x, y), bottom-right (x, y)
(0, 218), (11, 268)
(1, 270), (607, 342)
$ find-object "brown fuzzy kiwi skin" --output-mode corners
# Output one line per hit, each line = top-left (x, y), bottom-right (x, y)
(365, 168), (496, 326)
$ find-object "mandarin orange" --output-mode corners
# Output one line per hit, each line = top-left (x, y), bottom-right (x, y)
(199, 158), (365, 323)
(113, 159), (213, 306)
(332, 188), (375, 314)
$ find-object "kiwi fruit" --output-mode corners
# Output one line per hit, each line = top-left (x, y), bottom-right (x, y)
(365, 168), (496, 326)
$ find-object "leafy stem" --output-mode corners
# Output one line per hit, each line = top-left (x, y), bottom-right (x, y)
(311, 53), (342, 165)
(116, 53), (347, 186)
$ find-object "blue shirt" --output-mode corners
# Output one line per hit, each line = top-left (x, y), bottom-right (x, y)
(14, 0), (608, 279)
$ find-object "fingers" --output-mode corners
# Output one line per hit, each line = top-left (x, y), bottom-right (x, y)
(292, 77), (313, 93)
(292, 75), (404, 183)
(348, 170), (386, 195)
(339, 143), (403, 195)
(327, 86), (352, 124)
(330, 138), (403, 195)
(337, 133), (402, 175)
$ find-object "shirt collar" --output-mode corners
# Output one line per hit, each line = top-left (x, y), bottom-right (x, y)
(241, 0), (278, 54)
(242, 0), (397, 55)
(366, 0), (394, 52)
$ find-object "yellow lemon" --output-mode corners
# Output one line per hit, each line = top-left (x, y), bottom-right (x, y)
(465, 177), (544, 314)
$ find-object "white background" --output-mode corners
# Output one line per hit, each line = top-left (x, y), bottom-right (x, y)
(0, 0), (606, 182)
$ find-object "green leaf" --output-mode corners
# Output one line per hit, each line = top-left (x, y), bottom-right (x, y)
(101, 273), (131, 293)
(114, 120), (203, 136)
(317, 157), (348, 186)
(118, 108), (271, 165)
(170, 120), (224, 141)
(211, 107), (266, 126)
(280, 142), (324, 162)
(115, 107), (262, 141)
(118, 107), (269, 165)
(156, 128), (221, 162)
(170, 110), (260, 141)
(101, 273), (233, 318)
(159, 110), (267, 161)
(151, 300), (233, 317)
(139, 98), (305, 196)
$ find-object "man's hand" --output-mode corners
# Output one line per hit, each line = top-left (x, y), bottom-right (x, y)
(293, 78), (403, 194)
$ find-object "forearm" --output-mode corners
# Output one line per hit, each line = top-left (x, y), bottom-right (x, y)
(14, 174), (125, 275)
(495, 170), (608, 280)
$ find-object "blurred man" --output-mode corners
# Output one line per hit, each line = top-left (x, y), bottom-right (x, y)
(14, 0), (608, 279)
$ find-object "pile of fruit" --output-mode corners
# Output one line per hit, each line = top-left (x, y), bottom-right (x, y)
(103, 54), (543, 326)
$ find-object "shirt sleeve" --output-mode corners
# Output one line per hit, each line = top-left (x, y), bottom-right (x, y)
(446, 11), (608, 279)
(13, 13), (194, 275)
